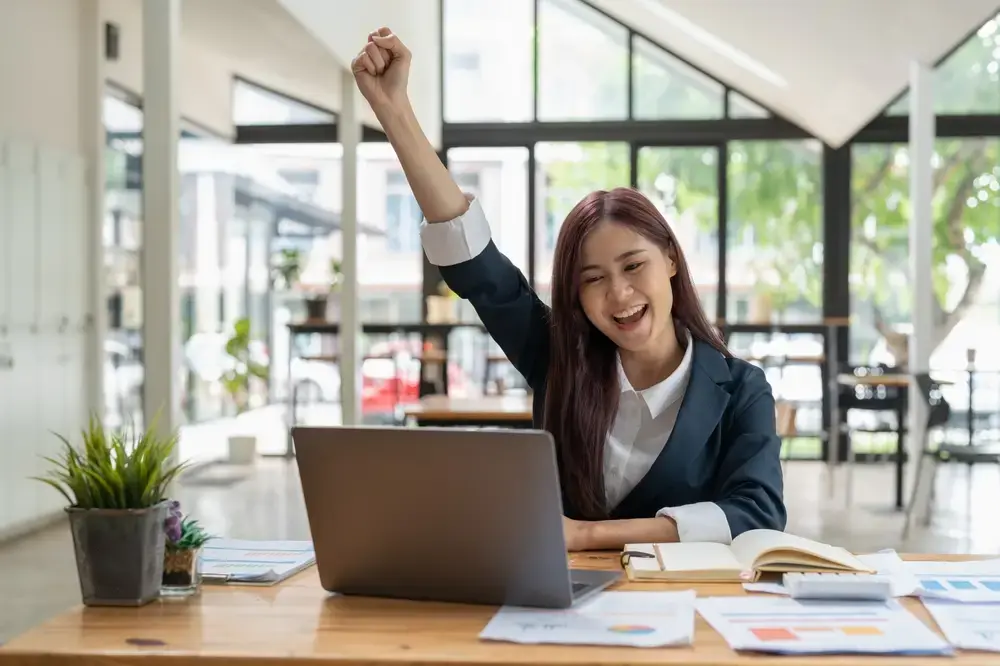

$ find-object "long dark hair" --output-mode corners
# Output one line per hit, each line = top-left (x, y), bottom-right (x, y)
(542, 187), (730, 519)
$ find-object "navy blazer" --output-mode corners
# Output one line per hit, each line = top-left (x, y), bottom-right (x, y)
(438, 240), (786, 538)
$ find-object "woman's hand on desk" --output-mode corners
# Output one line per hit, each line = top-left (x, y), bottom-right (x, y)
(563, 516), (680, 551)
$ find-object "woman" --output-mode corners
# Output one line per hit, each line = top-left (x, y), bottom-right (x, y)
(352, 29), (786, 551)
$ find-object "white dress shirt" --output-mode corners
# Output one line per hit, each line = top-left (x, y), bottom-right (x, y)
(420, 196), (733, 544)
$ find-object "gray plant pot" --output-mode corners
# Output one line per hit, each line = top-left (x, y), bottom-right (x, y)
(66, 501), (168, 606)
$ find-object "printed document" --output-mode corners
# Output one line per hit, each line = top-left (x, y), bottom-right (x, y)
(480, 590), (696, 648)
(904, 558), (1000, 603)
(923, 598), (1000, 652)
(697, 596), (952, 655)
(199, 539), (315, 585)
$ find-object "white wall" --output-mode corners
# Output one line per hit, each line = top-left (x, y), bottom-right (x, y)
(0, 0), (98, 537)
(101, 0), (235, 138)
(99, 0), (354, 140)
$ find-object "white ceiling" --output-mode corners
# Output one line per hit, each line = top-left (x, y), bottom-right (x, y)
(592, 0), (1000, 146)
(180, 0), (354, 127)
(276, 0), (440, 146)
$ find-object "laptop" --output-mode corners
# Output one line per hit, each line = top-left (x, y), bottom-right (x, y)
(291, 425), (620, 608)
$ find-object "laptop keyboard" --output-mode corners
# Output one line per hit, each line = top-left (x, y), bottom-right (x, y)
(571, 581), (588, 594)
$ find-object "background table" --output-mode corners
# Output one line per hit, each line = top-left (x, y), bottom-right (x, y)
(0, 553), (992, 666)
(404, 395), (534, 428)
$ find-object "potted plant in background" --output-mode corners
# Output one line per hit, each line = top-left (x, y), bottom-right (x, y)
(271, 248), (302, 291)
(221, 316), (269, 464)
(303, 258), (344, 321)
(33, 415), (186, 607)
(161, 500), (213, 597)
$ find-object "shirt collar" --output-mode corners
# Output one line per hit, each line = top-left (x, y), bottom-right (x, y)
(617, 330), (694, 419)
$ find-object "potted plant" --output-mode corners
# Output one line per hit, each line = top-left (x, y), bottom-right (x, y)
(33, 415), (186, 606)
(221, 316), (269, 463)
(271, 248), (302, 291)
(161, 500), (213, 596)
(304, 258), (344, 321)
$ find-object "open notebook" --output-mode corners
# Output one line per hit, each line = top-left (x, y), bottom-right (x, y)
(621, 529), (875, 582)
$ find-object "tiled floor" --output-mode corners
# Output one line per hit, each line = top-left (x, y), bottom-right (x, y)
(1, 457), (997, 644)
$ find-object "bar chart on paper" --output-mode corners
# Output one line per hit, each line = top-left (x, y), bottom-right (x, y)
(919, 576), (1000, 593)
(696, 597), (952, 655)
(905, 559), (1000, 602)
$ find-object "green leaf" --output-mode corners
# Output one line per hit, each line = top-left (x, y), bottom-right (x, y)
(32, 411), (183, 510)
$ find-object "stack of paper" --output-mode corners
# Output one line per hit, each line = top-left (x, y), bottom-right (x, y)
(198, 539), (315, 585)
(697, 596), (952, 656)
(480, 590), (697, 648)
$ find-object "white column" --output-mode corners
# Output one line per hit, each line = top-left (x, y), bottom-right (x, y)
(78, 0), (106, 421)
(339, 68), (361, 425)
(142, 0), (181, 439)
(908, 61), (935, 474)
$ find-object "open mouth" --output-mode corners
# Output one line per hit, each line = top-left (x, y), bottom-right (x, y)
(612, 304), (648, 328)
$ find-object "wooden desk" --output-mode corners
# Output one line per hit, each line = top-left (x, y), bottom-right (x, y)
(1, 553), (992, 666)
(404, 395), (534, 428)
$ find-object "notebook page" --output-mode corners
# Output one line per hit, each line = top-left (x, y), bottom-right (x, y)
(730, 529), (865, 570)
(653, 543), (743, 573)
(624, 543), (662, 573)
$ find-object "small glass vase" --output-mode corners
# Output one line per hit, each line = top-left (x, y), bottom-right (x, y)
(161, 546), (201, 597)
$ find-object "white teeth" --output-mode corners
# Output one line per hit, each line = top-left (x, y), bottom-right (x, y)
(613, 304), (645, 319)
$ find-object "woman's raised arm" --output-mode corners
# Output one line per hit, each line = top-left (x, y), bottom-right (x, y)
(351, 29), (465, 223)
(351, 29), (551, 391)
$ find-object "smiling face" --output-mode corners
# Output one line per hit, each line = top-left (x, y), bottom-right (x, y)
(577, 219), (678, 352)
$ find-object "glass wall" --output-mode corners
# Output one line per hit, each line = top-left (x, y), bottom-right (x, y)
(447, 146), (530, 299)
(102, 89), (145, 432)
(887, 13), (999, 116)
(232, 78), (337, 125)
(176, 138), (272, 424)
(636, 146), (719, 314)
(442, 0), (533, 123)
(186, 0), (1000, 461)
(850, 138), (1000, 423)
(356, 142), (424, 324)
(633, 35), (725, 120)
(537, 0), (629, 120)
(534, 142), (629, 304)
(726, 140), (823, 325)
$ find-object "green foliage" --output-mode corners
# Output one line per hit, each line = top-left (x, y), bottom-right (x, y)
(272, 249), (302, 290)
(169, 517), (213, 551)
(543, 141), (825, 318)
(888, 14), (999, 115)
(221, 317), (269, 414)
(852, 139), (1000, 323)
(33, 415), (186, 510)
(726, 140), (823, 313)
(329, 259), (344, 292)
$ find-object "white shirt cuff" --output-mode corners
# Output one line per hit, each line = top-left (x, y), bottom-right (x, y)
(657, 502), (733, 544)
(419, 194), (492, 267)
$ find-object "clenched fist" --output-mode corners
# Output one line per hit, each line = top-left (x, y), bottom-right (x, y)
(351, 27), (411, 112)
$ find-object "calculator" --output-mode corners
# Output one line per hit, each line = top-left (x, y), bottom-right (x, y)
(782, 572), (893, 601)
